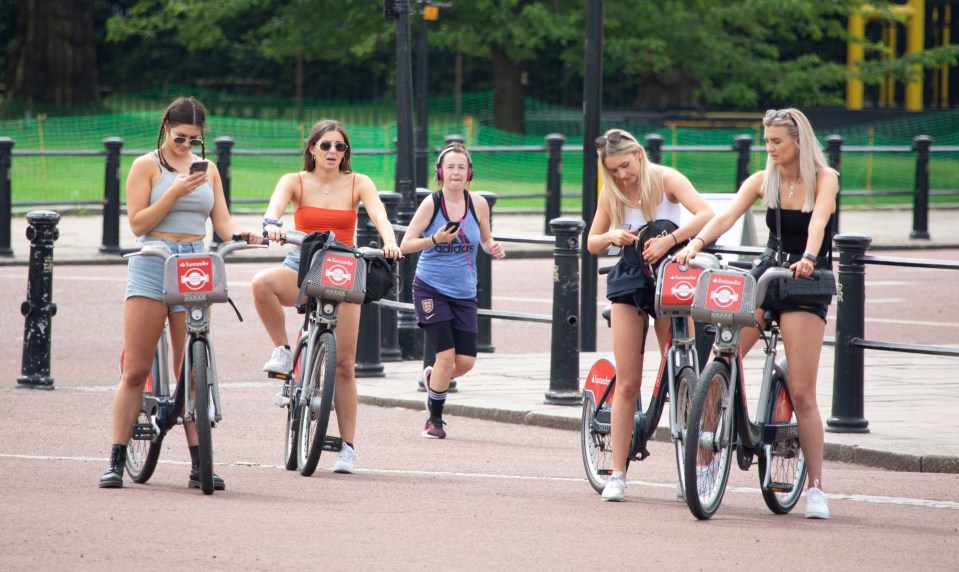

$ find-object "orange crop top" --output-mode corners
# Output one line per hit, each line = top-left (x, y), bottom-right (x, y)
(293, 173), (358, 247)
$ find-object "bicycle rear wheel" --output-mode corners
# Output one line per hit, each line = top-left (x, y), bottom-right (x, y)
(283, 348), (307, 471)
(760, 372), (807, 514)
(297, 331), (336, 477)
(124, 347), (164, 484)
(672, 367), (696, 500)
(684, 360), (735, 520)
(192, 339), (215, 495)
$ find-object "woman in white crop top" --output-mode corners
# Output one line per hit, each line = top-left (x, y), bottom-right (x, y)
(586, 128), (713, 502)
(99, 97), (261, 490)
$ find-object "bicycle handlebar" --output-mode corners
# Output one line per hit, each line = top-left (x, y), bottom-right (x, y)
(274, 229), (386, 259)
(122, 236), (268, 260)
(683, 256), (797, 307)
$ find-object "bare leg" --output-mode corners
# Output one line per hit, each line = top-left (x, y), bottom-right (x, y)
(608, 305), (649, 474)
(332, 302), (361, 443)
(251, 267), (299, 347)
(428, 344), (475, 393)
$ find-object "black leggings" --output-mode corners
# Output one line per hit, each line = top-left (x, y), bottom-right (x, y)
(422, 321), (478, 357)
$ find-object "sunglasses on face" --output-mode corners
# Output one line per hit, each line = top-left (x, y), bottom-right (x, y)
(594, 130), (635, 150)
(318, 141), (348, 152)
(172, 135), (203, 146)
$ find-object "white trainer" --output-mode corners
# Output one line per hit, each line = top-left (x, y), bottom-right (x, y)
(263, 346), (293, 375)
(804, 480), (830, 519)
(332, 443), (356, 474)
(601, 473), (626, 502)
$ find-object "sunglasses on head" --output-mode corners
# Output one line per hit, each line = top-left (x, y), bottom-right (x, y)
(765, 109), (792, 121)
(172, 135), (203, 147)
(319, 141), (348, 152)
(594, 130), (635, 150)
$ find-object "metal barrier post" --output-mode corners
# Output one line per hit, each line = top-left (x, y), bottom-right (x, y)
(545, 217), (585, 405)
(544, 134), (565, 235)
(100, 137), (123, 254)
(0, 137), (13, 256)
(379, 191), (402, 362)
(734, 135), (753, 191)
(17, 210), (60, 389)
(826, 233), (871, 433)
(644, 133), (664, 165)
(910, 135), (932, 240)
(477, 191), (497, 353)
(355, 205), (384, 378)
(826, 135), (844, 233)
(215, 136), (235, 210)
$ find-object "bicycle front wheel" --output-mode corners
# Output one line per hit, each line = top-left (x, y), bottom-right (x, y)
(684, 360), (735, 520)
(283, 349), (307, 471)
(192, 339), (215, 495)
(760, 372), (807, 514)
(125, 347), (164, 484)
(580, 388), (615, 494)
(297, 331), (336, 477)
(672, 367), (696, 501)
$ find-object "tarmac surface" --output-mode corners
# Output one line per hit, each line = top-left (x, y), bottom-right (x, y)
(3, 204), (959, 475)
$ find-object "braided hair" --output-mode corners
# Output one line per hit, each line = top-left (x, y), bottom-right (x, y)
(156, 97), (207, 173)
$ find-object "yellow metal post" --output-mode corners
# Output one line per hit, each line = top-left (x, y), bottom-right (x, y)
(904, 0), (925, 111)
(847, 12), (866, 110)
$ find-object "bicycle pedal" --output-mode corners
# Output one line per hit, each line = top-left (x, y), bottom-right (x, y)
(274, 392), (291, 407)
(131, 423), (156, 440)
(267, 371), (292, 381)
(767, 482), (795, 493)
(322, 436), (344, 452)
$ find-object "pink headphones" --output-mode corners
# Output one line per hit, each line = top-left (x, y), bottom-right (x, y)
(435, 144), (473, 183)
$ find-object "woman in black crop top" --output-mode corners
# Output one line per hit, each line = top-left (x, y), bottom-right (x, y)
(675, 108), (838, 520)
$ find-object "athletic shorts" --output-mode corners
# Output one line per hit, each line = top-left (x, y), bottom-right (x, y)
(125, 236), (206, 314)
(412, 277), (478, 333)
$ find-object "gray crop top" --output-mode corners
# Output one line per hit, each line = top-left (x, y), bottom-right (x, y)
(148, 152), (215, 235)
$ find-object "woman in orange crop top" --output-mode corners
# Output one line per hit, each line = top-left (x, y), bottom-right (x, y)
(252, 119), (401, 474)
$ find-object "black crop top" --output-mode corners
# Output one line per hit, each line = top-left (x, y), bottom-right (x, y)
(765, 209), (834, 258)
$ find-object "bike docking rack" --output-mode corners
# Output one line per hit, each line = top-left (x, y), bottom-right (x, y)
(354, 211), (586, 406)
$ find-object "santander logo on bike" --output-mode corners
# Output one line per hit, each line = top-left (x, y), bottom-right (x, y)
(177, 257), (213, 293)
(705, 274), (744, 311)
(321, 253), (357, 289)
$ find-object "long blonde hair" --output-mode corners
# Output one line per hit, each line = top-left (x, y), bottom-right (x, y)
(760, 108), (836, 212)
(596, 129), (658, 228)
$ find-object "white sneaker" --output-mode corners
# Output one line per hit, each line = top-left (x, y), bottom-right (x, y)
(601, 473), (626, 502)
(696, 459), (720, 497)
(804, 480), (830, 519)
(263, 346), (293, 375)
(332, 443), (356, 474)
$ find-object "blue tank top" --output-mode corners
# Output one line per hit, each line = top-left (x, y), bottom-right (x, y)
(148, 153), (214, 235)
(415, 191), (482, 299)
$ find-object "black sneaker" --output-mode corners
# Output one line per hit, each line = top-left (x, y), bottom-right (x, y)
(188, 471), (226, 491)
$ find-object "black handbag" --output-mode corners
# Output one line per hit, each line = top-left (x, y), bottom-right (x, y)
(758, 207), (836, 307)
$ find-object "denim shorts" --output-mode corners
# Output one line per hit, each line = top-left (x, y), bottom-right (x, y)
(282, 247), (301, 271)
(125, 236), (206, 313)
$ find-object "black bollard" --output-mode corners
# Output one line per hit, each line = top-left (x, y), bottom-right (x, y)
(544, 134), (566, 235)
(545, 217), (585, 405)
(355, 206), (385, 378)
(214, 136), (235, 210)
(476, 191), (497, 353)
(910, 135), (932, 240)
(100, 137), (123, 254)
(18, 211), (60, 389)
(0, 137), (14, 257)
(826, 233), (871, 433)
(734, 135), (753, 191)
(644, 133), (665, 165)
(379, 191), (403, 362)
(826, 135), (844, 233)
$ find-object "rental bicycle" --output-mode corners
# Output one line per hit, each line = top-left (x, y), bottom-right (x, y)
(123, 234), (265, 495)
(581, 257), (713, 499)
(683, 255), (807, 519)
(269, 230), (385, 477)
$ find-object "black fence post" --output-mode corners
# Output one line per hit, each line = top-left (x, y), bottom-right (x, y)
(100, 137), (123, 254)
(0, 137), (14, 257)
(214, 136), (235, 210)
(644, 133), (665, 165)
(476, 191), (497, 353)
(910, 135), (932, 240)
(17, 210), (60, 389)
(826, 233), (871, 433)
(826, 135), (843, 233)
(443, 133), (465, 150)
(355, 205), (384, 378)
(545, 217), (585, 405)
(544, 133), (565, 235)
(734, 135), (753, 191)
(379, 191), (403, 362)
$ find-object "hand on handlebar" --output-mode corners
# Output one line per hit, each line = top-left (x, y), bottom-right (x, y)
(673, 242), (700, 266)
(233, 230), (265, 245)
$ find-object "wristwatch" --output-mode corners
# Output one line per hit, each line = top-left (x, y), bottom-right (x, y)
(802, 252), (817, 263)
(262, 217), (283, 229)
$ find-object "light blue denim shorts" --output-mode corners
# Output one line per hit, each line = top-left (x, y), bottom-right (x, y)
(282, 247), (301, 271)
(125, 236), (206, 313)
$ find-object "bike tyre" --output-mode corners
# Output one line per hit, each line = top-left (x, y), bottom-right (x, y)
(672, 367), (696, 501)
(283, 350), (307, 471)
(760, 372), (807, 514)
(124, 347), (164, 484)
(298, 331), (336, 477)
(684, 360), (735, 520)
(580, 388), (618, 494)
(193, 340), (215, 495)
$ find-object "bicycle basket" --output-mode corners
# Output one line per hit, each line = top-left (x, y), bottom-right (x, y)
(303, 249), (367, 304)
(690, 268), (758, 327)
(162, 253), (229, 306)
(654, 260), (703, 317)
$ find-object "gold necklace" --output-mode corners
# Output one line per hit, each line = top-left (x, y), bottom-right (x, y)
(786, 177), (800, 199)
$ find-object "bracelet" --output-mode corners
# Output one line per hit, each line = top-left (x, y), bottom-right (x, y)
(430, 235), (437, 246)
(802, 252), (817, 263)
(262, 217), (283, 229)
(669, 234), (679, 246)
(692, 237), (706, 247)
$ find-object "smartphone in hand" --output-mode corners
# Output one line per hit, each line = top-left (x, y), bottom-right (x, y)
(607, 224), (631, 256)
(443, 220), (461, 233)
(189, 161), (209, 175)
